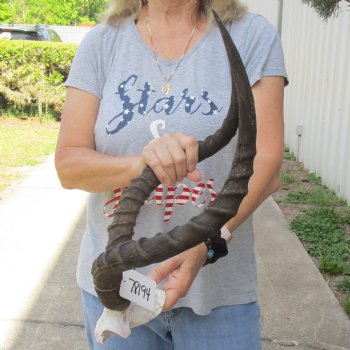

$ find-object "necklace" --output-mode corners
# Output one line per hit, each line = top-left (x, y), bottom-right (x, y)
(145, 17), (197, 95)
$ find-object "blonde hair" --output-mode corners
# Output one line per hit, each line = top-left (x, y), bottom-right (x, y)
(100, 0), (247, 25)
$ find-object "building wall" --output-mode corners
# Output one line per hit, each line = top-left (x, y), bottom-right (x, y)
(243, 0), (280, 29)
(244, 0), (350, 203)
(282, 1), (350, 202)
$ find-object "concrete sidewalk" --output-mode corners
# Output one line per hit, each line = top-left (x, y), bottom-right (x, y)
(0, 156), (349, 350)
(255, 199), (350, 350)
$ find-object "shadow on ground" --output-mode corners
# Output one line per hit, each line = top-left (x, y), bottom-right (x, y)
(5, 212), (87, 350)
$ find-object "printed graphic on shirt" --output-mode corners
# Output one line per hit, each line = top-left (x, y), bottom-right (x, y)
(105, 74), (223, 135)
(150, 119), (165, 139)
(103, 74), (222, 222)
(104, 179), (217, 223)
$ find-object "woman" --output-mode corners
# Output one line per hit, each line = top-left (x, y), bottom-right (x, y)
(55, 0), (287, 349)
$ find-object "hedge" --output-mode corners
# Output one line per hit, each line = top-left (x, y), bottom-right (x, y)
(0, 39), (77, 118)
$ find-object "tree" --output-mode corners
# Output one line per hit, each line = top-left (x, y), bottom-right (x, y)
(1, 0), (107, 25)
(0, 0), (15, 22)
(80, 0), (107, 23)
(302, 0), (350, 19)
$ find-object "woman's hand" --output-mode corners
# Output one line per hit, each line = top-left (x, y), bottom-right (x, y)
(148, 243), (207, 311)
(136, 133), (202, 186)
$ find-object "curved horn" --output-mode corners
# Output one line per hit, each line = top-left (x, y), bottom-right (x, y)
(91, 11), (257, 311)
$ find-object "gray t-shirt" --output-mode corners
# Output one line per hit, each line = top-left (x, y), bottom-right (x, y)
(66, 12), (287, 315)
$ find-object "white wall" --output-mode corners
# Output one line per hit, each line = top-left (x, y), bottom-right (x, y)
(243, 0), (281, 29)
(245, 0), (350, 203)
(282, 1), (350, 202)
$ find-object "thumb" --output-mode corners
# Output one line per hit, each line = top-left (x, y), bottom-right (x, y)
(186, 169), (202, 182)
(148, 258), (179, 284)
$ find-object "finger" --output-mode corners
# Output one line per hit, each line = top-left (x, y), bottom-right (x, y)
(176, 133), (199, 173)
(147, 257), (179, 284)
(186, 169), (202, 182)
(157, 134), (187, 184)
(153, 142), (177, 185)
(142, 143), (172, 185)
(131, 156), (147, 178)
(165, 141), (187, 182)
(163, 288), (182, 311)
(161, 269), (192, 311)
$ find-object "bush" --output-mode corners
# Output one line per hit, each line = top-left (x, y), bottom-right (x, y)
(0, 39), (77, 119)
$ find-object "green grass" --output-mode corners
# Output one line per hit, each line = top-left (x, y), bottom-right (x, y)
(0, 173), (21, 191)
(290, 208), (350, 275)
(280, 172), (296, 187)
(284, 187), (345, 207)
(337, 279), (350, 292)
(320, 259), (348, 276)
(0, 107), (59, 122)
(308, 172), (323, 186)
(283, 146), (296, 160)
(0, 117), (59, 192)
(344, 296), (350, 317)
(284, 150), (296, 160)
(0, 122), (59, 167)
(281, 148), (350, 317)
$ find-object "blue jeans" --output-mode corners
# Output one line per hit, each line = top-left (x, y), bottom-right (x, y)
(81, 290), (261, 350)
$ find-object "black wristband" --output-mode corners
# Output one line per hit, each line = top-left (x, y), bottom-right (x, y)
(203, 235), (228, 265)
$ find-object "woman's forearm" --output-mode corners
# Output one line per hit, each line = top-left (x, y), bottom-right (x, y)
(55, 147), (142, 193)
(56, 88), (146, 193)
(223, 76), (285, 234)
(225, 154), (282, 233)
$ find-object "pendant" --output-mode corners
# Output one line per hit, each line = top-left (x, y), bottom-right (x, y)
(161, 82), (172, 95)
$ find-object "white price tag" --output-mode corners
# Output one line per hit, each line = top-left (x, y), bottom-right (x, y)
(119, 270), (156, 311)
